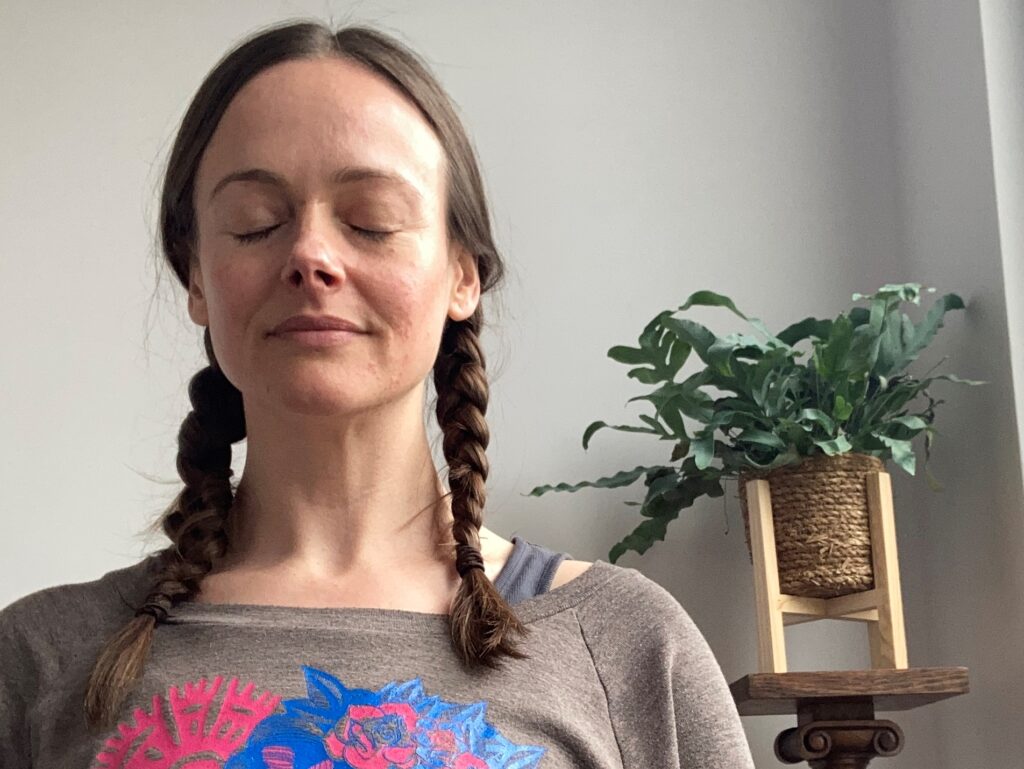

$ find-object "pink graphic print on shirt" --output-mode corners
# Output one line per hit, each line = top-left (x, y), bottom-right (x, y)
(93, 677), (281, 768)
(92, 666), (546, 769)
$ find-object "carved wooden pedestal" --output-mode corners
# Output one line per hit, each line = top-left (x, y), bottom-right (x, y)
(730, 667), (969, 768)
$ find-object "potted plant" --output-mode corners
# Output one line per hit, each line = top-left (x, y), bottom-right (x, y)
(527, 283), (981, 599)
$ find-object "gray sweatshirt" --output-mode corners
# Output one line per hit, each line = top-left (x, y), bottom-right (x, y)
(0, 544), (755, 769)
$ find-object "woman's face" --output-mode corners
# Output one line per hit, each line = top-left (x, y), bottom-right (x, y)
(188, 56), (479, 417)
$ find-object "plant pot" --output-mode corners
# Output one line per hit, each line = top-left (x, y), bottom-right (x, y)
(738, 453), (884, 598)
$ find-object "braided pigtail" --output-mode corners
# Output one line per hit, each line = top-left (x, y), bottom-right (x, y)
(84, 330), (245, 730)
(434, 314), (529, 668)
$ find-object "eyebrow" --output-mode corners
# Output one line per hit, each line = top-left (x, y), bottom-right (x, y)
(208, 166), (425, 203)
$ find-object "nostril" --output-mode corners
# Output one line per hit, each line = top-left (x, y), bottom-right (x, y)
(320, 269), (342, 285)
(287, 268), (340, 288)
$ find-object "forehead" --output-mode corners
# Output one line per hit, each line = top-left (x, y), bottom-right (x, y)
(195, 56), (444, 205)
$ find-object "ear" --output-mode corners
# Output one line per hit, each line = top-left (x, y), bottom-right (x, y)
(187, 259), (209, 327)
(447, 241), (481, 322)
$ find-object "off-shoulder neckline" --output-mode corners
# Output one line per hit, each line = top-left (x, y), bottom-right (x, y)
(163, 558), (618, 633)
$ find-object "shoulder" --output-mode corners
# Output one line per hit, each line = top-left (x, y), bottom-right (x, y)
(0, 556), (160, 762)
(0, 554), (158, 653)
(561, 562), (757, 767)
(575, 560), (690, 620)
(550, 558), (594, 590)
(573, 561), (706, 657)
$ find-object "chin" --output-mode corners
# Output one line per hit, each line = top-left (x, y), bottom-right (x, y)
(248, 365), (425, 418)
(271, 386), (382, 417)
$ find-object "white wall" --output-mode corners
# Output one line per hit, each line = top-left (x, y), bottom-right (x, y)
(1, 2), (1019, 766)
(981, 0), (1024, 478)
(882, 1), (1024, 765)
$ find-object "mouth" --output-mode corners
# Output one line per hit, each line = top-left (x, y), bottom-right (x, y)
(269, 328), (364, 347)
(270, 314), (366, 335)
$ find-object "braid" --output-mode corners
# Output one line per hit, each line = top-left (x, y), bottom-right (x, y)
(434, 314), (529, 667)
(84, 330), (245, 730)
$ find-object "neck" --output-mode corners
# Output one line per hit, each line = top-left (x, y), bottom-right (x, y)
(219, 384), (456, 580)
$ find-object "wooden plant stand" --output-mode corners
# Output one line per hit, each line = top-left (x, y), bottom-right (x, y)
(730, 667), (969, 768)
(746, 470), (907, 673)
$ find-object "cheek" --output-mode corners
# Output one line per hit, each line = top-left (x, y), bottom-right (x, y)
(208, 256), (267, 316)
(372, 266), (449, 353)
(203, 259), (271, 361)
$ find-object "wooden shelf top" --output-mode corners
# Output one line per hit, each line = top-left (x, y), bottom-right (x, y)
(730, 666), (969, 716)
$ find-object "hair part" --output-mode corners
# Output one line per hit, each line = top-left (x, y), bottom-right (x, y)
(85, 18), (523, 731)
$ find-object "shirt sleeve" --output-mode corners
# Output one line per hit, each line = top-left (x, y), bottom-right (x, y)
(0, 599), (38, 769)
(576, 566), (755, 768)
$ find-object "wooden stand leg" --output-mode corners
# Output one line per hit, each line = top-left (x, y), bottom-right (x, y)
(866, 472), (908, 669)
(747, 479), (787, 673)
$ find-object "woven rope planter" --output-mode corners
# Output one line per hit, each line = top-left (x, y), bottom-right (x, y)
(738, 453), (884, 598)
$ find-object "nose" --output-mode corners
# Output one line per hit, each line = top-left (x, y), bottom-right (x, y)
(280, 206), (347, 292)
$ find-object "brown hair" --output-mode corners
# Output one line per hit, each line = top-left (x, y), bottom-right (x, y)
(84, 19), (527, 731)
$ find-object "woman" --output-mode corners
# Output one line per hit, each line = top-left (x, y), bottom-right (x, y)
(0, 20), (754, 769)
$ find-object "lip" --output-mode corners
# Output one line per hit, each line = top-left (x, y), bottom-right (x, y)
(270, 314), (366, 335)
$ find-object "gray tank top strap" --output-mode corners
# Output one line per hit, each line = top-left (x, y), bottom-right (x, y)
(492, 535), (572, 605)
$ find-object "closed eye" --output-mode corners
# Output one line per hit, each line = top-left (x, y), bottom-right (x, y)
(231, 224), (394, 244)
(232, 225), (280, 244)
(350, 225), (394, 242)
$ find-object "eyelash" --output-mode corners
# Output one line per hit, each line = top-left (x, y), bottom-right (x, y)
(232, 224), (393, 244)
